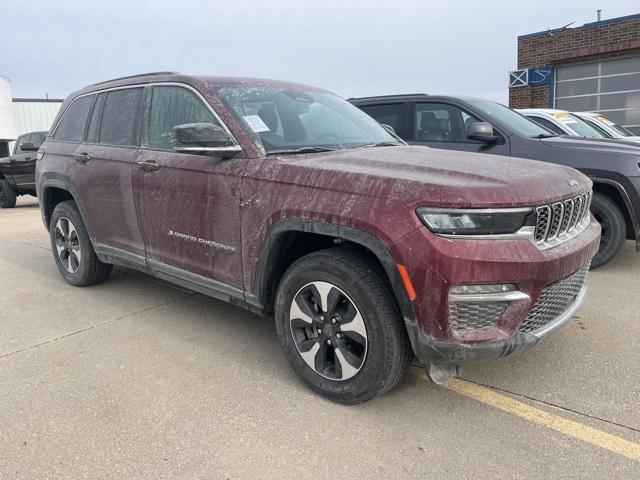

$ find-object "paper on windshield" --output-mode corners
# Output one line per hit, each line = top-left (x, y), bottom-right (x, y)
(243, 115), (271, 133)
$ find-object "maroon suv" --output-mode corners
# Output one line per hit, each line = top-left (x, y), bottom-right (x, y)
(36, 73), (600, 403)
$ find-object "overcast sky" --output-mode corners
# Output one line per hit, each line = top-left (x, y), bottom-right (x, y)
(2, 0), (638, 103)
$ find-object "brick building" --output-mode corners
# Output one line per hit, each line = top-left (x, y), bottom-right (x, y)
(509, 13), (640, 135)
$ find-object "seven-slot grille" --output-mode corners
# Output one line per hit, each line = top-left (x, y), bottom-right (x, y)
(518, 264), (590, 333)
(534, 191), (592, 243)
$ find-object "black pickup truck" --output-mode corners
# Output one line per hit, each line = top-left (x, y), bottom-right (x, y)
(0, 131), (46, 208)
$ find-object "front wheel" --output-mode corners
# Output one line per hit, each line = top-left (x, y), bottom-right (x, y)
(0, 180), (17, 208)
(590, 193), (626, 269)
(275, 248), (412, 404)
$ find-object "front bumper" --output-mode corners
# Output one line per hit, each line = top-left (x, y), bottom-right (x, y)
(391, 218), (600, 368)
(407, 285), (586, 367)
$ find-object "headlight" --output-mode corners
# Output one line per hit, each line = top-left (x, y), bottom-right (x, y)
(416, 207), (534, 235)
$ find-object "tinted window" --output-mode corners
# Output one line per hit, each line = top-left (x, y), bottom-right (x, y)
(53, 95), (95, 142)
(467, 100), (550, 138)
(148, 86), (219, 150)
(528, 116), (564, 135)
(86, 93), (106, 144)
(28, 132), (47, 148)
(359, 103), (406, 136)
(16, 135), (30, 152)
(414, 103), (481, 142)
(99, 88), (143, 146)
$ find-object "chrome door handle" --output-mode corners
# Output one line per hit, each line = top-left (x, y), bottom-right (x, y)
(136, 160), (161, 172)
(74, 152), (91, 164)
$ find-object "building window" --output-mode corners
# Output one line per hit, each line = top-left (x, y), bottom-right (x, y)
(555, 56), (640, 135)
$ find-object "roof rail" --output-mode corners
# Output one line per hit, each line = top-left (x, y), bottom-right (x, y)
(348, 93), (427, 100)
(91, 72), (179, 86)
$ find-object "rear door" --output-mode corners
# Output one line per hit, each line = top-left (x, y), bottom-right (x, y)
(67, 88), (147, 260)
(134, 84), (246, 288)
(408, 101), (510, 155)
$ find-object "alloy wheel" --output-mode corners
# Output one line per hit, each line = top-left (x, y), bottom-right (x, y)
(289, 281), (368, 381)
(54, 217), (82, 273)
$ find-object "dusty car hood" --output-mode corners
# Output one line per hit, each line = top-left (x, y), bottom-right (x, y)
(269, 145), (591, 208)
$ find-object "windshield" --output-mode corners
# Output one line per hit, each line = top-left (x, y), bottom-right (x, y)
(552, 113), (605, 138)
(594, 115), (634, 137)
(467, 100), (553, 138)
(216, 85), (399, 154)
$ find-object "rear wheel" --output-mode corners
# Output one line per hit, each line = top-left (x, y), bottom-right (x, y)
(275, 248), (412, 404)
(590, 192), (626, 269)
(0, 180), (17, 208)
(49, 200), (112, 286)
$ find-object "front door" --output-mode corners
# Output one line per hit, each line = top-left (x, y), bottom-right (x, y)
(11, 133), (43, 190)
(134, 84), (246, 289)
(408, 102), (510, 155)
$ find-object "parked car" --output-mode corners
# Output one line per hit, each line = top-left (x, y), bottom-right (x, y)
(516, 109), (606, 139)
(573, 112), (640, 144)
(0, 130), (46, 208)
(37, 73), (599, 403)
(351, 95), (640, 267)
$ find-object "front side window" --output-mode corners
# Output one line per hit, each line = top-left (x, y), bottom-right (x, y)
(99, 88), (143, 146)
(29, 132), (47, 149)
(216, 85), (398, 154)
(359, 103), (406, 137)
(148, 86), (221, 150)
(53, 95), (95, 142)
(468, 100), (552, 138)
(16, 135), (30, 152)
(414, 103), (481, 142)
(528, 116), (564, 135)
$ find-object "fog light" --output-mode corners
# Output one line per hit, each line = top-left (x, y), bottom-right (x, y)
(449, 283), (517, 295)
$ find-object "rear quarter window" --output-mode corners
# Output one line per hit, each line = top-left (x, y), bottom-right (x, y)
(53, 95), (95, 142)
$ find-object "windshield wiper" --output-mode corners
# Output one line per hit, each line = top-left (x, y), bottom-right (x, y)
(358, 141), (404, 148)
(532, 133), (559, 139)
(267, 147), (337, 156)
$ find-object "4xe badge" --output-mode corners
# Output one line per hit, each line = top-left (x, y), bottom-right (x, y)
(567, 180), (579, 187)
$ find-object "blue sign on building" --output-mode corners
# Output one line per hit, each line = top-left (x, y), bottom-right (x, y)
(528, 66), (553, 85)
(509, 69), (528, 87)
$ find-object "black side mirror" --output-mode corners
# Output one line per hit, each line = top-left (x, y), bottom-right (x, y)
(467, 122), (499, 143)
(20, 142), (38, 152)
(171, 123), (241, 159)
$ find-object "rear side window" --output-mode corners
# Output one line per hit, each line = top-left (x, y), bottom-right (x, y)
(86, 93), (106, 144)
(99, 88), (144, 146)
(148, 86), (220, 150)
(53, 95), (95, 142)
(359, 103), (406, 137)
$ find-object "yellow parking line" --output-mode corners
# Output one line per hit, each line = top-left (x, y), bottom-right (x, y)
(409, 367), (640, 462)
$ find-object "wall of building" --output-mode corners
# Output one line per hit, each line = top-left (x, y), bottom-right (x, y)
(13, 100), (62, 135)
(509, 13), (640, 109)
(0, 76), (17, 142)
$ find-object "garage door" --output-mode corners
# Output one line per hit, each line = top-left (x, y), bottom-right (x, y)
(555, 56), (640, 135)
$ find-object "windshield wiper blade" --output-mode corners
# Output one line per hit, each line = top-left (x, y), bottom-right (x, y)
(532, 133), (559, 139)
(357, 141), (404, 148)
(267, 147), (336, 156)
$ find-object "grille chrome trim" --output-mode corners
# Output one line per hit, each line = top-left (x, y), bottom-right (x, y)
(533, 190), (592, 249)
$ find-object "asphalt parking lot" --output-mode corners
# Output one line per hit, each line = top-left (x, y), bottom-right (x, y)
(1, 196), (639, 479)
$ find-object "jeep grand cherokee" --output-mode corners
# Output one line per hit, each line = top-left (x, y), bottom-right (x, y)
(36, 73), (600, 403)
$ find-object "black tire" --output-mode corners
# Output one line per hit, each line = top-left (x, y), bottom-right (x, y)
(275, 248), (412, 404)
(49, 200), (112, 286)
(0, 180), (17, 208)
(590, 192), (627, 269)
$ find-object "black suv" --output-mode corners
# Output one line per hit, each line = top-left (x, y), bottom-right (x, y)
(350, 95), (640, 268)
(0, 130), (46, 208)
